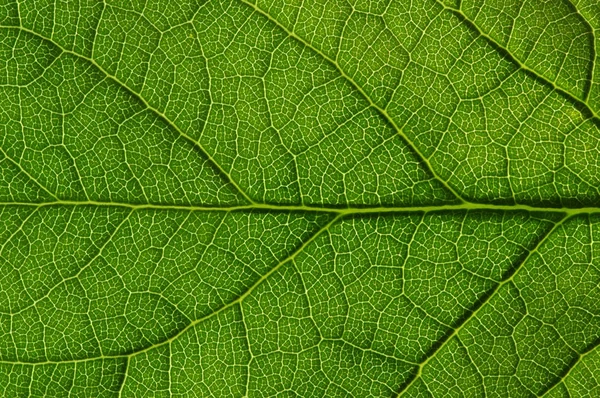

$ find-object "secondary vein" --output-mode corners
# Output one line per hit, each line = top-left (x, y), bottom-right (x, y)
(238, 0), (469, 205)
(395, 213), (571, 396)
(0, 25), (257, 206)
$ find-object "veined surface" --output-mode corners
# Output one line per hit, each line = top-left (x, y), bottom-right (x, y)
(0, 0), (599, 396)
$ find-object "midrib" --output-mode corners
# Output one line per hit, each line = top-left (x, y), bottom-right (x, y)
(3, 200), (600, 216)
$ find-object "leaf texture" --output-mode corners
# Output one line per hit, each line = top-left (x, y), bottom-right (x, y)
(0, 0), (599, 396)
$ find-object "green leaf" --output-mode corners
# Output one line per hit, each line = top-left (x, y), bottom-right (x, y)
(1, 0), (599, 396)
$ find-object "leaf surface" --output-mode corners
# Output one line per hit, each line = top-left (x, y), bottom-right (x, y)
(1, 0), (600, 396)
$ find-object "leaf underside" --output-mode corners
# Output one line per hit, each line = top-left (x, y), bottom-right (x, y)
(1, 0), (600, 396)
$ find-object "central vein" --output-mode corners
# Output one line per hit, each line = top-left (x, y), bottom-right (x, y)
(3, 201), (600, 216)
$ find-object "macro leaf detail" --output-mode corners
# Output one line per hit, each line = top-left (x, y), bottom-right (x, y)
(0, 0), (599, 396)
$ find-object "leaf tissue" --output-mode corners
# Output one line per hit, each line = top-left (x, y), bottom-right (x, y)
(0, 0), (599, 396)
